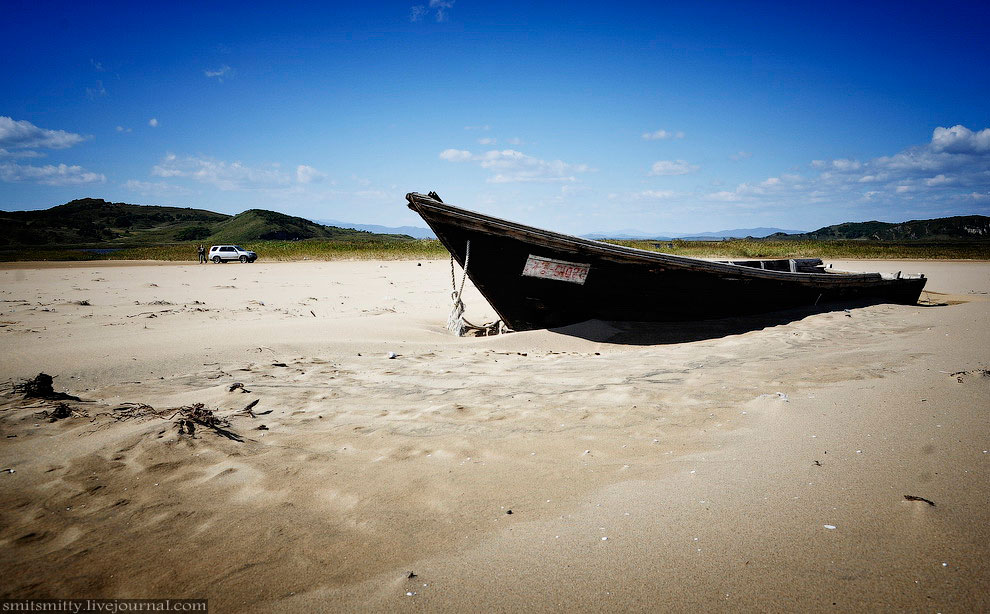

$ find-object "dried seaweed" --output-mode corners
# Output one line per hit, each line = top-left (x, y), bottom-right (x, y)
(173, 403), (242, 442)
(110, 402), (158, 421)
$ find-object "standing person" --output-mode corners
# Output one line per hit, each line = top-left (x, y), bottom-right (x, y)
(197, 244), (206, 264)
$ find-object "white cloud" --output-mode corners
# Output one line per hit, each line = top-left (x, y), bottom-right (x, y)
(812, 158), (861, 172)
(701, 125), (990, 216)
(0, 116), (87, 151)
(708, 190), (741, 202)
(0, 119), (102, 184)
(439, 148), (472, 162)
(116, 126), (132, 133)
(204, 65), (232, 81)
(123, 180), (191, 195)
(481, 150), (590, 183)
(149, 118), (159, 127)
(704, 174), (807, 203)
(296, 164), (326, 184)
(649, 159), (698, 176)
(0, 162), (105, 185)
(410, 0), (454, 22)
(430, 0), (454, 21)
(0, 148), (44, 159)
(355, 189), (388, 199)
(463, 125), (490, 131)
(629, 190), (677, 200)
(642, 129), (685, 140)
(832, 159), (861, 171)
(931, 125), (990, 154)
(152, 153), (291, 190)
(560, 184), (591, 196)
(441, 148), (592, 183)
(86, 80), (107, 99)
(151, 154), (182, 177)
(817, 126), (990, 190)
(925, 174), (952, 186)
(478, 137), (496, 145)
(506, 137), (524, 145)
(730, 151), (753, 161)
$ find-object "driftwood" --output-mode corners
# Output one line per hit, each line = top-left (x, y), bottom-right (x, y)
(173, 403), (242, 442)
(126, 309), (174, 318)
(240, 399), (260, 417)
(904, 495), (936, 507)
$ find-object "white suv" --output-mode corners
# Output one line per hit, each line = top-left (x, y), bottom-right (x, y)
(208, 245), (257, 263)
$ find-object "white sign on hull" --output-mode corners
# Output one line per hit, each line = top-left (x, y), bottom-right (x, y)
(521, 255), (590, 285)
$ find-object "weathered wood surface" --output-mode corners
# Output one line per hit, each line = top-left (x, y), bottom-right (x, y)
(406, 192), (928, 330)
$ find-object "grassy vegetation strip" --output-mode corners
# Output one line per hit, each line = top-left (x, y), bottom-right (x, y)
(1, 239), (987, 262)
(0, 240), (449, 262)
(612, 239), (990, 260)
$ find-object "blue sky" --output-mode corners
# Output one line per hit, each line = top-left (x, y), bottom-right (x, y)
(1, 0), (988, 234)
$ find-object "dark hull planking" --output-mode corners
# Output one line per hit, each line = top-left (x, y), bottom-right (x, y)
(407, 193), (928, 331)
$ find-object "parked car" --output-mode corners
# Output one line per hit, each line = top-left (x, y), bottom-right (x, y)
(208, 245), (257, 263)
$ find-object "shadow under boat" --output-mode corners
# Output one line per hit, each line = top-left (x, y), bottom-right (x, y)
(546, 298), (924, 346)
(521, 288), (959, 345)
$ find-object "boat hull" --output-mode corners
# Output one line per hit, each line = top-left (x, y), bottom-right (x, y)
(407, 193), (927, 331)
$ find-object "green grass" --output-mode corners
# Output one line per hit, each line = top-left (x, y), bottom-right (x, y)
(0, 239), (449, 262)
(612, 239), (990, 260)
(1, 238), (987, 263)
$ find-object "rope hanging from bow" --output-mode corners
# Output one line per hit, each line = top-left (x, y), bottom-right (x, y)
(446, 240), (504, 337)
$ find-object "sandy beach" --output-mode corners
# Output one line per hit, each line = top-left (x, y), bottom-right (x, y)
(0, 258), (987, 612)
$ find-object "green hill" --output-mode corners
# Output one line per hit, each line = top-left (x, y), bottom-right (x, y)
(0, 198), (413, 247)
(766, 215), (990, 241)
(208, 209), (409, 243)
(0, 198), (227, 246)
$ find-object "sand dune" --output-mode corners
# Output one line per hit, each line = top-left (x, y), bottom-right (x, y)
(1, 259), (987, 611)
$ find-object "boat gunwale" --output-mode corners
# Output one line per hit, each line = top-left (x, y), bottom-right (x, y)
(406, 193), (916, 286)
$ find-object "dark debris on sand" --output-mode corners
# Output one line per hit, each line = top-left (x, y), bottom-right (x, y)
(173, 403), (243, 442)
(35, 402), (76, 422)
(110, 402), (158, 421)
(15, 373), (81, 401)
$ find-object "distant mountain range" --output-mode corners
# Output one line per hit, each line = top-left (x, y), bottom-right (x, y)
(767, 215), (990, 241)
(2, 199), (986, 249)
(316, 219), (436, 239)
(581, 227), (806, 240)
(0, 199), (417, 247)
(585, 216), (990, 241)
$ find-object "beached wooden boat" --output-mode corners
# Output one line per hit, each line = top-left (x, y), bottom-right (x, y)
(407, 192), (928, 331)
